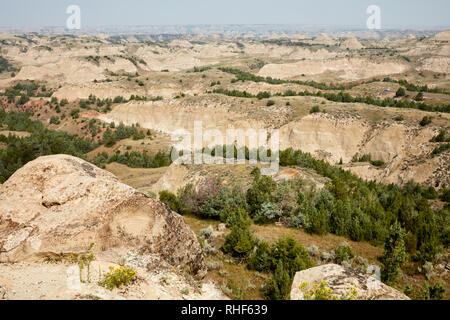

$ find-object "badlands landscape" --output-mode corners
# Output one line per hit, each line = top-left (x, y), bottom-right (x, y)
(0, 29), (449, 300)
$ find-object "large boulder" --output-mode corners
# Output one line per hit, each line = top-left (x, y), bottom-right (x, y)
(290, 264), (409, 300)
(0, 155), (205, 275)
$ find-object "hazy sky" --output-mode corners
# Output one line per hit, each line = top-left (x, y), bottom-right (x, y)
(0, 0), (449, 29)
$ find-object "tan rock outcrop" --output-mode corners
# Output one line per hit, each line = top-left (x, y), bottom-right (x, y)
(290, 264), (410, 300)
(432, 30), (450, 42)
(0, 155), (205, 275)
(339, 36), (364, 50)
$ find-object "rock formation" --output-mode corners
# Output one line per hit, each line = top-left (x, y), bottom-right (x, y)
(0, 154), (206, 275)
(290, 264), (410, 300)
(432, 30), (450, 42)
(339, 36), (364, 50)
(313, 33), (336, 46)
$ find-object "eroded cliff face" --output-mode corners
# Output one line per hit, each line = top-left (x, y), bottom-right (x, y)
(0, 154), (206, 275)
(100, 100), (449, 187)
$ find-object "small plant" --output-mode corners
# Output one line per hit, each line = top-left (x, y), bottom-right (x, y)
(199, 225), (214, 241)
(432, 143), (450, 155)
(70, 108), (80, 119)
(266, 100), (275, 106)
(430, 130), (449, 143)
(307, 245), (320, 257)
(419, 116), (432, 127)
(71, 243), (95, 283)
(98, 266), (137, 290)
(181, 287), (190, 295)
(309, 105), (320, 114)
(300, 281), (357, 300)
(223, 279), (244, 300)
(49, 116), (60, 125)
(415, 281), (446, 300)
(415, 92), (424, 101)
(333, 242), (354, 264)
(253, 202), (281, 224)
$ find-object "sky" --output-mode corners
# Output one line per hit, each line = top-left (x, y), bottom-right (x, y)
(0, 0), (449, 29)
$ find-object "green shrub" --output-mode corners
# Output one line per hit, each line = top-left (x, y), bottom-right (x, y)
(222, 209), (255, 258)
(414, 281), (446, 300)
(247, 240), (272, 272)
(248, 236), (313, 278)
(370, 159), (385, 167)
(420, 116), (432, 126)
(200, 185), (247, 220)
(432, 143), (450, 155)
(254, 202), (281, 224)
(246, 175), (277, 216)
(70, 108), (80, 119)
(266, 100), (275, 106)
(333, 242), (354, 264)
(422, 186), (438, 200)
(256, 91), (271, 100)
(440, 188), (450, 202)
(49, 116), (60, 125)
(309, 105), (320, 114)
(381, 222), (407, 284)
(405, 231), (418, 254)
(415, 92), (424, 101)
(264, 261), (292, 300)
(159, 190), (180, 213)
(132, 131), (145, 140)
(395, 87), (406, 97)
(270, 236), (312, 275)
(430, 130), (449, 143)
(305, 206), (330, 235)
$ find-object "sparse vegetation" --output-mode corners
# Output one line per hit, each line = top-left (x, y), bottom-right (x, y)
(395, 87), (406, 97)
(1, 33), (449, 301)
(309, 105), (321, 114)
(420, 116), (432, 126)
(92, 149), (172, 169)
(0, 55), (17, 73)
(0, 111), (96, 182)
(381, 222), (407, 284)
(211, 83), (450, 113)
(300, 280), (357, 300)
(98, 266), (137, 290)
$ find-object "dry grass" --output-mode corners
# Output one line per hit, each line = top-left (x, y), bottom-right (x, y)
(252, 224), (382, 264)
(105, 162), (168, 194)
(0, 130), (31, 138)
(184, 215), (383, 265)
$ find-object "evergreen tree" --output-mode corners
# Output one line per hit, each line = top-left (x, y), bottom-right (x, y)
(381, 222), (407, 284)
(222, 209), (255, 258)
(264, 261), (292, 300)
